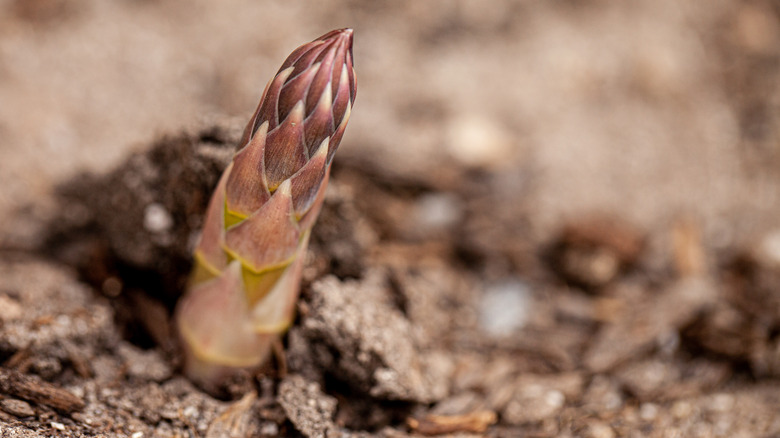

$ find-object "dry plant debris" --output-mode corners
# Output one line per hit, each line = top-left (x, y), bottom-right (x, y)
(0, 368), (83, 414)
(407, 410), (497, 435)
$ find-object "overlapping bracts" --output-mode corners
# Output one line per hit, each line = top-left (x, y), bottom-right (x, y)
(175, 29), (356, 391)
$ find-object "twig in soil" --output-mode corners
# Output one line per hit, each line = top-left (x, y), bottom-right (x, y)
(0, 367), (84, 413)
(407, 410), (497, 435)
(4, 348), (32, 370)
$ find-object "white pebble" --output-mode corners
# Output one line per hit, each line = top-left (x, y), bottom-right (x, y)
(260, 423), (279, 435)
(143, 203), (173, 233)
(759, 230), (780, 268)
(51, 422), (65, 431)
(182, 405), (198, 417)
(478, 280), (532, 336)
(414, 193), (462, 231)
(640, 403), (658, 420)
(446, 114), (514, 169)
(544, 390), (565, 409)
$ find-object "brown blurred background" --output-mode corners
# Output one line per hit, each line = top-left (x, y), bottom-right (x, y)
(1, 0), (778, 247)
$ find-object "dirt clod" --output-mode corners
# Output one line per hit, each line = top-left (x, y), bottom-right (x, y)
(279, 375), (338, 438)
(292, 271), (452, 403)
(0, 398), (35, 418)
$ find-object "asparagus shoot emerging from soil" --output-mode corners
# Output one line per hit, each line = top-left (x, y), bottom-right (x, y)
(175, 29), (356, 392)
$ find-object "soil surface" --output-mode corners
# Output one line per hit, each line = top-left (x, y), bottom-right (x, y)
(2, 1), (780, 437)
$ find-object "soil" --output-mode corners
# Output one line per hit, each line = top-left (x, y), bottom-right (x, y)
(2, 1), (780, 437)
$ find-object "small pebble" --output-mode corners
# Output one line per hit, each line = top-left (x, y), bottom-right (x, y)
(260, 422), (279, 436)
(182, 405), (198, 417)
(478, 279), (532, 336)
(413, 193), (462, 232)
(131, 432), (144, 438)
(586, 422), (615, 438)
(0, 294), (22, 320)
(51, 422), (65, 431)
(544, 390), (565, 410)
(143, 203), (173, 233)
(639, 403), (658, 421)
(446, 114), (514, 169)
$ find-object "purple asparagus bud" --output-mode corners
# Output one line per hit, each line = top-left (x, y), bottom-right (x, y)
(176, 29), (356, 393)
